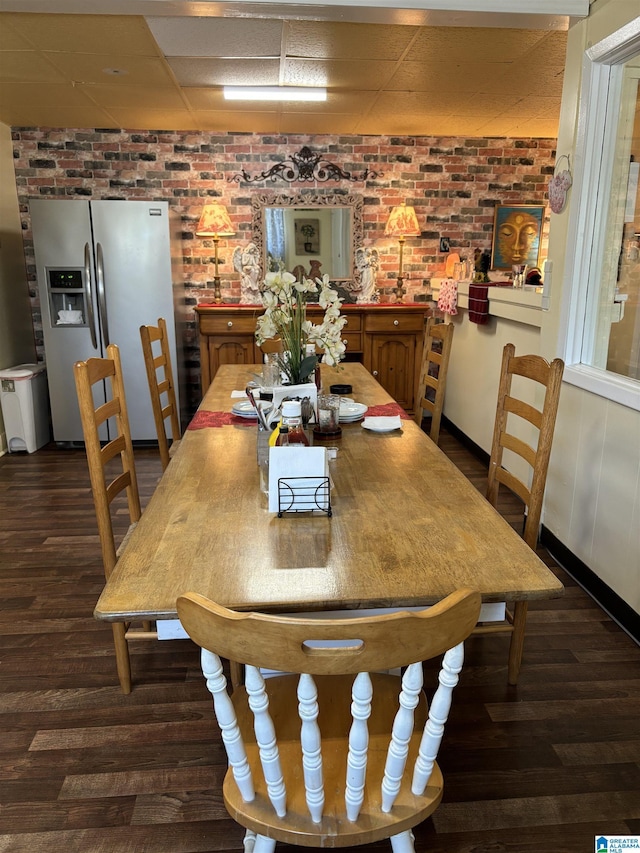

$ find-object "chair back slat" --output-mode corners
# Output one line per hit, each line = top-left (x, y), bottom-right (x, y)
(345, 671), (372, 821)
(202, 649), (255, 802)
(412, 642), (463, 795)
(246, 665), (286, 818)
(381, 662), (423, 813)
(298, 672), (325, 823)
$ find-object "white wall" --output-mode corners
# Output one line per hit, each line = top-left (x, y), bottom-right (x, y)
(0, 122), (37, 454)
(441, 0), (640, 619)
(541, 0), (640, 616)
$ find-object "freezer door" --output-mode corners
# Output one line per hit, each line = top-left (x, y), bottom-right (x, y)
(90, 201), (179, 441)
(29, 199), (106, 443)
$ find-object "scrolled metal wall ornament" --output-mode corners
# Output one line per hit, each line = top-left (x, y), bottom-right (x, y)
(228, 146), (383, 184)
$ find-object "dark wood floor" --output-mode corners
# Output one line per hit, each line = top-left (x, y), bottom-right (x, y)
(1, 431), (639, 853)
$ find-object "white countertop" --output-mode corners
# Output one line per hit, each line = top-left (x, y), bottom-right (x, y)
(429, 278), (545, 327)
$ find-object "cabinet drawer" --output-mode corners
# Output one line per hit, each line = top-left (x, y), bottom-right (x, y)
(307, 310), (363, 331)
(341, 332), (363, 353)
(199, 314), (259, 335)
(365, 313), (425, 333)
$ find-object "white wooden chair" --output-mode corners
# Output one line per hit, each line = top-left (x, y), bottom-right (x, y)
(177, 588), (481, 853)
(140, 318), (182, 472)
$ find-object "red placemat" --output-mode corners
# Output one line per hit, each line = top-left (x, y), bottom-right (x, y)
(187, 410), (255, 429)
(365, 403), (411, 420)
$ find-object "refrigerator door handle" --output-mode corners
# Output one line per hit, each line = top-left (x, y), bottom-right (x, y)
(84, 242), (98, 350)
(96, 242), (110, 348)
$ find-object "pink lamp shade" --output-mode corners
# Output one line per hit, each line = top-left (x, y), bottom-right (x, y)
(196, 203), (235, 237)
(384, 203), (421, 238)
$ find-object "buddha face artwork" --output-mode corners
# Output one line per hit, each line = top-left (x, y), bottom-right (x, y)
(491, 205), (544, 269)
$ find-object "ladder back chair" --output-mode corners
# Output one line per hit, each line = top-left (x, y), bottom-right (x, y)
(177, 589), (481, 853)
(413, 319), (454, 444)
(140, 317), (181, 471)
(481, 342), (564, 684)
(74, 343), (156, 694)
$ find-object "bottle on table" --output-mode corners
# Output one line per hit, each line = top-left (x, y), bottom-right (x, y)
(277, 400), (309, 446)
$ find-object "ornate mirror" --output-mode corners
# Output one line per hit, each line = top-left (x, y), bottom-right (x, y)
(251, 193), (363, 289)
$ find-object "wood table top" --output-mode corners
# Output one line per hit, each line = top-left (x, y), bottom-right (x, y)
(94, 362), (563, 622)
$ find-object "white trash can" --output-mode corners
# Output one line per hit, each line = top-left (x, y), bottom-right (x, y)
(0, 364), (50, 453)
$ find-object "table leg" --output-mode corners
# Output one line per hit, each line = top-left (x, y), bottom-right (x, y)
(508, 600), (528, 685)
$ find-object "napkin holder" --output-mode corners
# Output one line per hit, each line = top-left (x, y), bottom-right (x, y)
(268, 383), (318, 427)
(268, 446), (331, 516)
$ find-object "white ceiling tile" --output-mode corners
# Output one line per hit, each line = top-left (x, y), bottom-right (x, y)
(146, 16), (283, 58)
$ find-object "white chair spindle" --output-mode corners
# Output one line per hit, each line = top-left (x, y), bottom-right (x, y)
(253, 834), (276, 853)
(201, 649), (255, 802)
(243, 830), (257, 853)
(381, 662), (423, 813)
(298, 673), (324, 823)
(245, 665), (286, 818)
(345, 671), (372, 821)
(390, 829), (416, 853)
(412, 643), (464, 795)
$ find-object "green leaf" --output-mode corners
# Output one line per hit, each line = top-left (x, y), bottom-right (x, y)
(297, 354), (318, 383)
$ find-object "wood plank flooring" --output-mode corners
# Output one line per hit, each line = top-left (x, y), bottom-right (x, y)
(1, 432), (639, 853)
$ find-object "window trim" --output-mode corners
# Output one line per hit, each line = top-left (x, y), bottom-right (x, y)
(560, 16), (640, 411)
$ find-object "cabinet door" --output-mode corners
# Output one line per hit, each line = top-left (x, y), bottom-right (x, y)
(369, 334), (416, 410)
(208, 337), (257, 385)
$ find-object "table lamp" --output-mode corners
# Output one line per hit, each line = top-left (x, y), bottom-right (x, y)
(384, 203), (421, 302)
(196, 203), (235, 304)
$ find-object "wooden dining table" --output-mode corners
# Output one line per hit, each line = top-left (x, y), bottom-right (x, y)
(94, 362), (563, 683)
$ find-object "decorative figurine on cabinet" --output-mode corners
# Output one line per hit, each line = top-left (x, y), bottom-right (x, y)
(233, 242), (262, 304)
(355, 247), (380, 303)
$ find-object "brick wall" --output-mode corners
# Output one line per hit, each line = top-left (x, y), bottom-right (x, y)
(11, 128), (555, 403)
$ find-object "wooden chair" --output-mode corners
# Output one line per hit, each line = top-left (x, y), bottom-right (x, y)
(140, 318), (181, 471)
(480, 342), (564, 684)
(74, 344), (156, 694)
(413, 319), (454, 444)
(177, 588), (481, 853)
(260, 338), (284, 355)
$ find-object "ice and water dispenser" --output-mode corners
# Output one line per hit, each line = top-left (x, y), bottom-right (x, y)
(47, 269), (86, 326)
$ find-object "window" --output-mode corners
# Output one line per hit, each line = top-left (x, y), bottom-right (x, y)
(562, 18), (640, 410)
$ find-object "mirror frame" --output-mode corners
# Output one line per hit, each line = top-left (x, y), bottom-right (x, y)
(250, 192), (364, 285)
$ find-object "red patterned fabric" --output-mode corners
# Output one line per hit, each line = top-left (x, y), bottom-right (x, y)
(187, 410), (255, 429)
(365, 403), (411, 420)
(468, 281), (512, 324)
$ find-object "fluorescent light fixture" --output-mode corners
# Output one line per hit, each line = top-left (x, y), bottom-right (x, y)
(223, 86), (327, 102)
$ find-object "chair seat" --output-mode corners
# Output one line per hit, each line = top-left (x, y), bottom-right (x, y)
(168, 438), (181, 458)
(224, 673), (443, 848)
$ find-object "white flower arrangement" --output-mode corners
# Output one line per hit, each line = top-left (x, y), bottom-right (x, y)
(255, 271), (348, 384)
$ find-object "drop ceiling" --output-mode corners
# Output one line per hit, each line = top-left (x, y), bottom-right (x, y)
(0, 3), (577, 137)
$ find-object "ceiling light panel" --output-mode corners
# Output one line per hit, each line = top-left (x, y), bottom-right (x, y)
(223, 85), (327, 101)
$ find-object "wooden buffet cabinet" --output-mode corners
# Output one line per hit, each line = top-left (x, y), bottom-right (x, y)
(195, 304), (430, 411)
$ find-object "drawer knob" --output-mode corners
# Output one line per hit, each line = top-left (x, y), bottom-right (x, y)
(227, 321), (233, 328)
(373, 370), (379, 377)
(343, 339), (348, 345)
(393, 319), (399, 326)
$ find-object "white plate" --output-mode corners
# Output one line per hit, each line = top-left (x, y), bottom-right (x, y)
(361, 419), (403, 433)
(232, 400), (258, 418)
(339, 401), (367, 422)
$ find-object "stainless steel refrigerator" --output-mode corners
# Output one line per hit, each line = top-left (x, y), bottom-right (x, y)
(30, 199), (184, 443)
